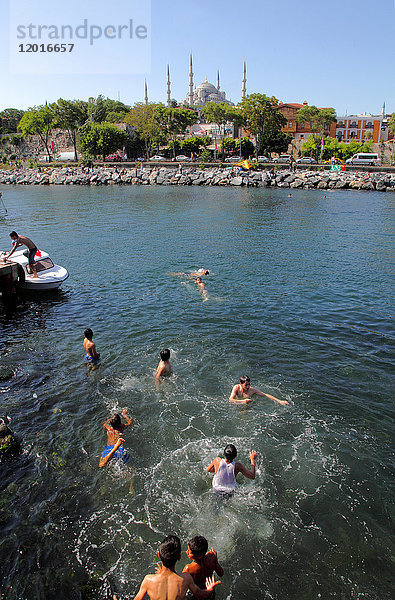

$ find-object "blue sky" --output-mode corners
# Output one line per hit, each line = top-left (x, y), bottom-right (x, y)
(1, 0), (394, 116)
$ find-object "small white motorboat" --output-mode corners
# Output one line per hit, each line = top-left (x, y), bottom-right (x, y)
(0, 248), (69, 291)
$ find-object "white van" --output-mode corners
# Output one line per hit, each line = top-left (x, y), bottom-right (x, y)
(55, 151), (78, 161)
(346, 153), (381, 166)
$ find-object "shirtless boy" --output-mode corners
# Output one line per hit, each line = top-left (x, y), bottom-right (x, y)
(115, 535), (220, 600)
(229, 375), (288, 406)
(99, 409), (132, 467)
(182, 535), (224, 598)
(155, 349), (173, 382)
(83, 328), (100, 363)
(207, 443), (257, 493)
(7, 231), (38, 277)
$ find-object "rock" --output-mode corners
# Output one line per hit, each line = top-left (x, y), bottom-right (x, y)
(317, 180), (328, 189)
(290, 179), (304, 188)
(230, 176), (243, 186)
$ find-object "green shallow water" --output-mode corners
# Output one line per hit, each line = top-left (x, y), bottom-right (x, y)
(0, 184), (394, 599)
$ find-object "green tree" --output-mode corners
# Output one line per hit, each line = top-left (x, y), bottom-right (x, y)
(201, 103), (243, 161)
(18, 104), (56, 160)
(54, 98), (88, 161)
(78, 122), (127, 160)
(87, 95), (107, 123)
(239, 94), (286, 159)
(296, 104), (336, 161)
(0, 108), (25, 133)
(180, 135), (210, 157)
(154, 106), (198, 158)
(125, 102), (165, 159)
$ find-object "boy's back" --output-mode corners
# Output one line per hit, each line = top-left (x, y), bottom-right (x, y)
(136, 568), (191, 600)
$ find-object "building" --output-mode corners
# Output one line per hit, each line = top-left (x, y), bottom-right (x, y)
(335, 112), (390, 143)
(278, 101), (337, 141)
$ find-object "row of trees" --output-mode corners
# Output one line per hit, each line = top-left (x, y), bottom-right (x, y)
(4, 93), (394, 163)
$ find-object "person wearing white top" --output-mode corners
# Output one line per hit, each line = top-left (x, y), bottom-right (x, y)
(207, 444), (257, 493)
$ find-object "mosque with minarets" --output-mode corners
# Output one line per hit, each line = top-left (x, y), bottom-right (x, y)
(145, 54), (247, 109)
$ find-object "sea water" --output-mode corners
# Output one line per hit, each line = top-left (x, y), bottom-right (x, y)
(0, 184), (393, 599)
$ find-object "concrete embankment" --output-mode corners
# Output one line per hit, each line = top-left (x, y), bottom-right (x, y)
(0, 166), (394, 191)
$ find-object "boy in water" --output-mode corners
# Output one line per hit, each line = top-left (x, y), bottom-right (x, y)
(99, 409), (132, 468)
(182, 536), (224, 599)
(83, 328), (100, 363)
(229, 375), (288, 406)
(207, 443), (257, 493)
(155, 348), (173, 382)
(116, 535), (220, 600)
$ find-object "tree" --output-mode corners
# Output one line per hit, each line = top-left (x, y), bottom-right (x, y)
(239, 94), (286, 159)
(259, 130), (291, 157)
(124, 102), (165, 159)
(201, 103), (243, 161)
(18, 104), (56, 160)
(154, 106), (198, 158)
(180, 136), (210, 157)
(78, 122), (127, 160)
(0, 108), (25, 133)
(87, 95), (107, 123)
(296, 104), (336, 161)
(54, 98), (88, 161)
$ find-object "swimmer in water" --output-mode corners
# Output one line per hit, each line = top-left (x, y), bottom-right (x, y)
(83, 328), (100, 364)
(207, 444), (257, 493)
(114, 535), (220, 600)
(99, 409), (132, 468)
(168, 268), (210, 278)
(155, 348), (173, 382)
(229, 375), (288, 405)
(195, 277), (209, 302)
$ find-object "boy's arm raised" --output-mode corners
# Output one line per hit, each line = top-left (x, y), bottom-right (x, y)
(185, 573), (221, 599)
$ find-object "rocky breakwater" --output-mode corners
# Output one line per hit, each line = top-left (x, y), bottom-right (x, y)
(0, 166), (394, 192)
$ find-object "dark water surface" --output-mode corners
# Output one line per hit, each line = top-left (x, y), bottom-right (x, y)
(0, 185), (393, 600)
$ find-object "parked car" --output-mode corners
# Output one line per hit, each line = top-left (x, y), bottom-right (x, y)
(257, 156), (269, 162)
(225, 156), (241, 162)
(324, 158), (343, 165)
(105, 154), (122, 162)
(296, 157), (317, 164)
(175, 155), (191, 161)
(273, 154), (291, 164)
(149, 155), (165, 161)
(345, 153), (381, 166)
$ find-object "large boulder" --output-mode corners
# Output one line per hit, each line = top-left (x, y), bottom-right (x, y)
(230, 176), (243, 186)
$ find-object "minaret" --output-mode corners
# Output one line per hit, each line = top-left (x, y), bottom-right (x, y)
(217, 69), (220, 91)
(381, 101), (385, 117)
(144, 80), (148, 104)
(167, 65), (171, 107)
(188, 53), (194, 105)
(242, 61), (247, 99)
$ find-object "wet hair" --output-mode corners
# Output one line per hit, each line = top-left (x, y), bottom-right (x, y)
(158, 535), (181, 567)
(240, 375), (250, 384)
(195, 277), (202, 283)
(109, 413), (122, 430)
(160, 349), (170, 361)
(203, 270), (209, 275)
(84, 328), (93, 340)
(10, 231), (18, 238)
(188, 535), (208, 558)
(224, 443), (237, 461)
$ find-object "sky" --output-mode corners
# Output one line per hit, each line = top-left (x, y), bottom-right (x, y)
(1, 0), (394, 116)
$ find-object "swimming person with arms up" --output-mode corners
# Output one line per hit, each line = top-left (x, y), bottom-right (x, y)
(99, 409), (132, 468)
(229, 375), (288, 405)
(207, 443), (257, 494)
(113, 535), (220, 600)
(83, 328), (100, 364)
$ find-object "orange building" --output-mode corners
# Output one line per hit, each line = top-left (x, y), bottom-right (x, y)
(278, 101), (337, 141)
(334, 114), (390, 143)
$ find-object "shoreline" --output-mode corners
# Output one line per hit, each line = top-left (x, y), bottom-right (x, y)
(0, 166), (394, 191)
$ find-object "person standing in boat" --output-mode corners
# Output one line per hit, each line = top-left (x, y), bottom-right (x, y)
(7, 231), (38, 278)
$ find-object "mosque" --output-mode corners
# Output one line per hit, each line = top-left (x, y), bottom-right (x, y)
(144, 54), (247, 108)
